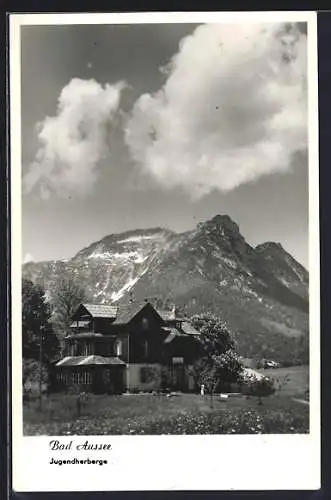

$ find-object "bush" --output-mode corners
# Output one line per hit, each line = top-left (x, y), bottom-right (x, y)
(242, 375), (275, 397)
(23, 359), (49, 393)
(192, 351), (244, 394)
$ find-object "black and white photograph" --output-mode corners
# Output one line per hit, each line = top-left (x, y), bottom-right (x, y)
(10, 11), (320, 492)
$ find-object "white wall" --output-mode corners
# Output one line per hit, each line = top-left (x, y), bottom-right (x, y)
(125, 364), (162, 392)
(125, 364), (196, 392)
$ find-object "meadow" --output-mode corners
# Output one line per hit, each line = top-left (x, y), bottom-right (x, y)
(23, 366), (309, 436)
(259, 365), (309, 399)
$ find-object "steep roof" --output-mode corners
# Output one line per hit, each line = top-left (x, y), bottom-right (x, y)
(113, 302), (148, 324)
(55, 355), (126, 367)
(157, 309), (176, 321)
(113, 302), (187, 324)
(181, 321), (201, 336)
(73, 303), (199, 335)
(82, 304), (118, 319)
(163, 327), (184, 344)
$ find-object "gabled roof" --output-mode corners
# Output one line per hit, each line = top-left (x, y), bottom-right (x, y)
(163, 327), (182, 344)
(72, 303), (200, 336)
(181, 321), (201, 336)
(82, 303), (118, 319)
(55, 355), (126, 367)
(158, 310), (176, 321)
(113, 302), (148, 324)
(113, 302), (185, 324)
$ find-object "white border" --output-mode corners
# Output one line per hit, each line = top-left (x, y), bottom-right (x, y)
(10, 12), (320, 492)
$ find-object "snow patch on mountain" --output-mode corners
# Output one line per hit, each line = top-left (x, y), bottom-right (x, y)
(111, 276), (140, 302)
(87, 250), (149, 264)
(134, 255), (149, 264)
(117, 235), (159, 244)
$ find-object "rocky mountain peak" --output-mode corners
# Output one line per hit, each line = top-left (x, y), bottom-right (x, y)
(22, 213), (309, 365)
(255, 241), (285, 254)
(198, 214), (240, 235)
(193, 214), (250, 263)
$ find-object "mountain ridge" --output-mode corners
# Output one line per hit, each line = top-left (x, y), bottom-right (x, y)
(23, 214), (309, 365)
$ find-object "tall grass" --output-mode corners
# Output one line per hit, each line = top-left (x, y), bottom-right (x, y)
(23, 392), (309, 436)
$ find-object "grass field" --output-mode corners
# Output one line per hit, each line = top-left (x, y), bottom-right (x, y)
(23, 366), (309, 436)
(259, 365), (309, 399)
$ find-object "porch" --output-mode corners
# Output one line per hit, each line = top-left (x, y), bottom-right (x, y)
(52, 355), (126, 394)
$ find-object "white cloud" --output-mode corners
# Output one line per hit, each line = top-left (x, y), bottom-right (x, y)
(125, 23), (307, 198)
(24, 78), (126, 198)
(23, 253), (34, 264)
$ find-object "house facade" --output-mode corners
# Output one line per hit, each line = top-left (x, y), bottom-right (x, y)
(51, 302), (203, 394)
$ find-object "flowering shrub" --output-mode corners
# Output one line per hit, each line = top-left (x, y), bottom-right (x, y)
(23, 359), (49, 402)
(190, 314), (244, 395)
(24, 406), (308, 436)
(241, 375), (275, 397)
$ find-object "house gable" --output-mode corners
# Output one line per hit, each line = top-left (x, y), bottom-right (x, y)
(71, 304), (93, 322)
(68, 301), (202, 364)
(128, 303), (165, 328)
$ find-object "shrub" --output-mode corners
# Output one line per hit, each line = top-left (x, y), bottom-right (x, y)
(192, 351), (244, 392)
(23, 359), (49, 394)
(242, 375), (275, 397)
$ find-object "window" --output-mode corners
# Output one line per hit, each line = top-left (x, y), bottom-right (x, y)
(81, 368), (92, 385)
(114, 340), (122, 357)
(107, 342), (113, 356)
(84, 342), (93, 356)
(143, 340), (149, 359)
(140, 366), (158, 383)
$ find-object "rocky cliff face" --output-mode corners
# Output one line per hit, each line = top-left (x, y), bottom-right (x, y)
(23, 215), (309, 365)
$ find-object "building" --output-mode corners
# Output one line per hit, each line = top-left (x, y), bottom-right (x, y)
(51, 302), (203, 394)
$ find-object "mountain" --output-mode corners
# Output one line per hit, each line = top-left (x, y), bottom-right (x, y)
(255, 242), (309, 301)
(22, 215), (309, 365)
(23, 227), (175, 302)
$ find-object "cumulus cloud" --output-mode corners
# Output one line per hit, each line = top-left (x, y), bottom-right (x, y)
(23, 253), (34, 264)
(125, 23), (307, 198)
(24, 78), (126, 198)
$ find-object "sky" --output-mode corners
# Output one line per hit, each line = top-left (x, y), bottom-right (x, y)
(21, 22), (309, 268)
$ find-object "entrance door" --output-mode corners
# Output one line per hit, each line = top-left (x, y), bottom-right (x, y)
(101, 367), (125, 394)
(172, 365), (186, 391)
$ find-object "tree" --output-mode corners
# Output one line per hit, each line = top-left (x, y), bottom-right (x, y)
(190, 313), (243, 398)
(150, 296), (174, 311)
(190, 313), (235, 357)
(52, 274), (86, 337)
(22, 278), (59, 362)
(22, 358), (48, 395)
